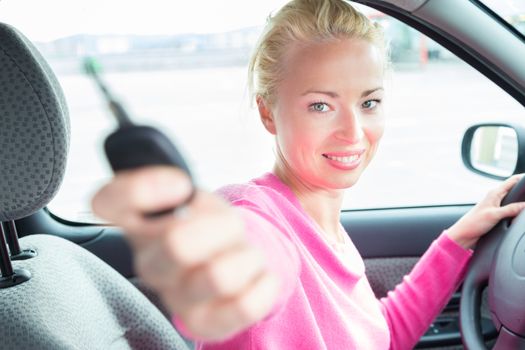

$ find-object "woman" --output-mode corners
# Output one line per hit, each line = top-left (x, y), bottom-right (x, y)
(92, 0), (525, 349)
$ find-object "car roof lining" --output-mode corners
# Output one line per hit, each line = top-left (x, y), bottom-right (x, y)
(365, 0), (429, 12)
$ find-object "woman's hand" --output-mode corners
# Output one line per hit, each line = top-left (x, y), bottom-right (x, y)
(91, 166), (279, 341)
(446, 174), (525, 250)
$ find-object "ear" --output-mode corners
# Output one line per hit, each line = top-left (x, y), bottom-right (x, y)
(257, 96), (277, 135)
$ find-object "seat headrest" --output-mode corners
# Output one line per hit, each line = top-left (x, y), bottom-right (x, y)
(0, 23), (70, 221)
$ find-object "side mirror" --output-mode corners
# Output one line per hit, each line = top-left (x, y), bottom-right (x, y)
(462, 123), (525, 180)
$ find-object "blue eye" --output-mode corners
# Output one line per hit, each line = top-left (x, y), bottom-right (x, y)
(310, 102), (330, 112)
(362, 99), (381, 109)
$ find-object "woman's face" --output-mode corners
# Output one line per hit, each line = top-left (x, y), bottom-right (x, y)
(259, 38), (386, 191)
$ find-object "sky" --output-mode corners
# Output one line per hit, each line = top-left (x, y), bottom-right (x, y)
(0, 0), (287, 41)
(1, 0), (523, 42)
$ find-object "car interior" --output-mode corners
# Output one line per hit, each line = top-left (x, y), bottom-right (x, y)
(1, 0), (524, 349)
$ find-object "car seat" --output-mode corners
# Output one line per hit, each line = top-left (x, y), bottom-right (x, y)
(0, 22), (190, 350)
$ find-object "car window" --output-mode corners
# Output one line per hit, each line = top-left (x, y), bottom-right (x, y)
(1, 1), (523, 222)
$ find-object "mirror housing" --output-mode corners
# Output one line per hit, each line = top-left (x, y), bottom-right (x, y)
(462, 123), (525, 180)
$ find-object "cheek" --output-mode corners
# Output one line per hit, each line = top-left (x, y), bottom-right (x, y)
(280, 127), (318, 155)
(363, 117), (385, 149)
(276, 119), (322, 162)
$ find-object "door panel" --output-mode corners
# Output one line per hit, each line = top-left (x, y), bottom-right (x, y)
(342, 205), (471, 257)
(364, 256), (419, 297)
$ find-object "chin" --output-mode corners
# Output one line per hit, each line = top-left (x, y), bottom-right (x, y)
(339, 177), (361, 189)
(321, 173), (362, 190)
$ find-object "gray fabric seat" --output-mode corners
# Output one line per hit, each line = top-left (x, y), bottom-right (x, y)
(0, 22), (189, 350)
(4, 235), (189, 349)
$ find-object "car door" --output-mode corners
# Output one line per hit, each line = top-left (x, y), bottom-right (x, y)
(4, 0), (525, 349)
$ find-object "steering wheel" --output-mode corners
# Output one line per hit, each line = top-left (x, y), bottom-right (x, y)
(460, 176), (525, 349)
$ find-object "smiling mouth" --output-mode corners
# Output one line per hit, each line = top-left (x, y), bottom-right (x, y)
(322, 154), (361, 163)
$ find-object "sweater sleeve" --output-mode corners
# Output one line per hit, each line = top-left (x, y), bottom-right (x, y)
(235, 204), (301, 319)
(379, 231), (473, 350)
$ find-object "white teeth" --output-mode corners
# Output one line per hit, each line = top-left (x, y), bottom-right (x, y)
(325, 155), (359, 163)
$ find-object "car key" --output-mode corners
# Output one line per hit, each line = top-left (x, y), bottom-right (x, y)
(84, 57), (195, 218)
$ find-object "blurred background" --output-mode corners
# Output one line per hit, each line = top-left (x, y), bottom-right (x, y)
(1, 0), (524, 222)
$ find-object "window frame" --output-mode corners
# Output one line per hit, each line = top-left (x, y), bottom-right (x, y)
(351, 0), (525, 107)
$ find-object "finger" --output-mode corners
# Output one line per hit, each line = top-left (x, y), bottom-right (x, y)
(164, 201), (246, 267)
(132, 238), (183, 290)
(91, 166), (192, 225)
(132, 193), (247, 287)
(133, 229), (257, 294)
(485, 174), (524, 205)
(496, 201), (525, 219)
(125, 190), (229, 233)
(181, 271), (279, 341)
(124, 215), (176, 248)
(496, 174), (525, 197)
(189, 189), (232, 215)
(180, 245), (267, 304)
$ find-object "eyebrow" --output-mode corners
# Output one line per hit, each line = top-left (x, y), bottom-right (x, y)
(301, 87), (384, 98)
(361, 87), (384, 97)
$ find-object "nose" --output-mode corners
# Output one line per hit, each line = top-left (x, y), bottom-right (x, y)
(335, 108), (364, 144)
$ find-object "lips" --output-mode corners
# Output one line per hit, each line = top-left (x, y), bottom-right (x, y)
(322, 149), (365, 170)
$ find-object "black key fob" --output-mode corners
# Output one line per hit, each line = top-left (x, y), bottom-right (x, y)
(105, 125), (195, 218)
(105, 125), (192, 175)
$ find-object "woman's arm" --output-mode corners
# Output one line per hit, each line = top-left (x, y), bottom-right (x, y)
(378, 232), (471, 350)
(380, 174), (525, 350)
(92, 167), (297, 342)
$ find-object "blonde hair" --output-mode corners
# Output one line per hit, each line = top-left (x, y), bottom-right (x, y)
(248, 0), (388, 106)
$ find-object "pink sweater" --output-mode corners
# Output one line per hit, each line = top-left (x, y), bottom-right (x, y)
(180, 172), (472, 350)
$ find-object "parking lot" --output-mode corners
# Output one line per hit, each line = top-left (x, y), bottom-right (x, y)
(47, 60), (524, 221)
